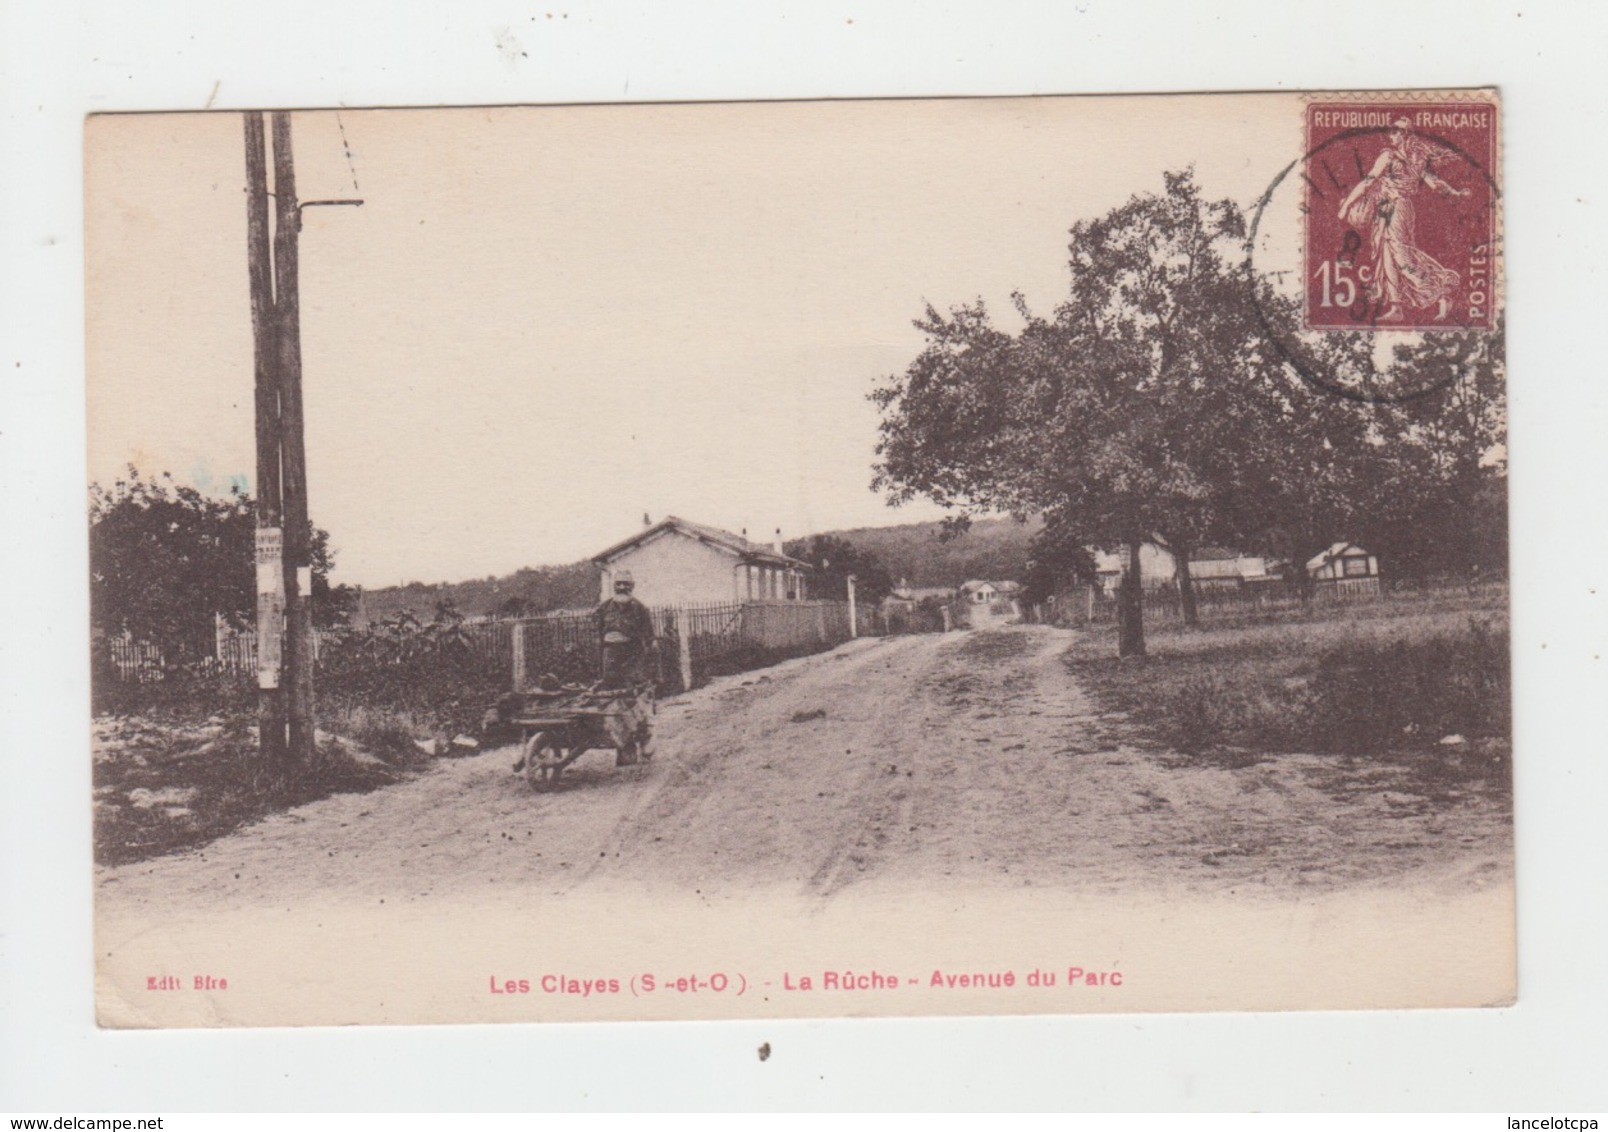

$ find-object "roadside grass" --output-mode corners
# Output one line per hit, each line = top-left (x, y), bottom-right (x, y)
(1064, 595), (1511, 788)
(92, 712), (435, 867)
(93, 643), (510, 866)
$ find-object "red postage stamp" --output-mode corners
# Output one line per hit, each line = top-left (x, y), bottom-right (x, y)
(1304, 98), (1499, 331)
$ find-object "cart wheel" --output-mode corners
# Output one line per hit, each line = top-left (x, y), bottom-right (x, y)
(524, 731), (564, 790)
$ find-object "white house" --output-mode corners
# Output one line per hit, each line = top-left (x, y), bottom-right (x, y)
(958, 580), (999, 604)
(1188, 549), (1281, 590)
(1306, 542), (1380, 582)
(592, 516), (814, 607)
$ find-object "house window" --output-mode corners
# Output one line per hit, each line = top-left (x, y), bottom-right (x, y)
(1342, 556), (1370, 577)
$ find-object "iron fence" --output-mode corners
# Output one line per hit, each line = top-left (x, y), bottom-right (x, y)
(111, 597), (881, 693)
(1041, 575), (1508, 627)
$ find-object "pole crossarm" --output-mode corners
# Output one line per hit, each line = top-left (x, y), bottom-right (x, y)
(294, 198), (363, 230)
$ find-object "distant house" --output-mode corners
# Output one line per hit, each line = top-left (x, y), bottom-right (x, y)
(959, 580), (999, 605)
(956, 579), (1024, 626)
(880, 580), (957, 631)
(591, 516), (814, 606)
(1093, 543), (1284, 593)
(1187, 548), (1282, 591)
(1306, 542), (1380, 582)
(882, 580), (957, 613)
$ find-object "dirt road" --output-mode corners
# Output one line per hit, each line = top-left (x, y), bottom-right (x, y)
(96, 625), (1510, 913)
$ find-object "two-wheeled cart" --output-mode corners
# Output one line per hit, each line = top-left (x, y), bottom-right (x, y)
(498, 682), (655, 790)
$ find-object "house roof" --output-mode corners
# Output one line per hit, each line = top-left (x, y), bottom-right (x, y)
(1190, 558), (1248, 578)
(1191, 555), (1275, 579)
(1092, 545), (1172, 573)
(1092, 544), (1283, 575)
(592, 515), (813, 570)
(889, 585), (957, 602)
(958, 580), (998, 594)
(1305, 542), (1371, 571)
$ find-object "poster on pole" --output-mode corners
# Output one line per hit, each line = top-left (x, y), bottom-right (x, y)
(85, 91), (1511, 1028)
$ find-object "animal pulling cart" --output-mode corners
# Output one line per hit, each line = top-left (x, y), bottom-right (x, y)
(497, 682), (656, 790)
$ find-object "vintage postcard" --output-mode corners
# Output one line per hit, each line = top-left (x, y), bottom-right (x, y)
(87, 91), (1510, 1027)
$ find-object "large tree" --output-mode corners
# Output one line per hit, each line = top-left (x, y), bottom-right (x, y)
(1360, 325), (1508, 579)
(874, 171), (1267, 653)
(872, 169), (1505, 653)
(1225, 297), (1507, 586)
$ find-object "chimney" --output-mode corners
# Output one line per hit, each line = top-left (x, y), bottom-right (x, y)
(643, 512), (652, 528)
(774, 527), (783, 554)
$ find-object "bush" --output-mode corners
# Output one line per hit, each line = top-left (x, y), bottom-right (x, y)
(1304, 615), (1509, 754)
(317, 614), (510, 740)
(91, 659), (255, 718)
(1067, 606), (1511, 764)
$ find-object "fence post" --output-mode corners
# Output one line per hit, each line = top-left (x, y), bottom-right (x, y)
(675, 606), (694, 693)
(847, 575), (858, 638)
(511, 621), (527, 692)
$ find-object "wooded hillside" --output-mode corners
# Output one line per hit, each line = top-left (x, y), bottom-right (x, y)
(806, 516), (1039, 588)
(355, 515), (1038, 622)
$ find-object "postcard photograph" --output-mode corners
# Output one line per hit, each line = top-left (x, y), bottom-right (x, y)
(86, 92), (1512, 1027)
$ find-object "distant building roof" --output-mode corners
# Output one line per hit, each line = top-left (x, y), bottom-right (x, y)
(592, 515), (812, 570)
(959, 580), (998, 594)
(1306, 542), (1371, 572)
(888, 584), (956, 602)
(1191, 555), (1276, 580)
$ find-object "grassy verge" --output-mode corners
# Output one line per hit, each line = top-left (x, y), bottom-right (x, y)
(92, 712), (434, 867)
(92, 639), (524, 865)
(1064, 596), (1511, 777)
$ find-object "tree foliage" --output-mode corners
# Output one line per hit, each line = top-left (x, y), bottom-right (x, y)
(1020, 522), (1098, 608)
(783, 533), (894, 605)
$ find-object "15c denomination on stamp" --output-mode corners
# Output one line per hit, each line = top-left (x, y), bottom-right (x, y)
(1303, 99), (1499, 332)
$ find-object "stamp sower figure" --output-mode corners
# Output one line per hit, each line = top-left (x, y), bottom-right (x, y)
(596, 569), (655, 689)
(1338, 117), (1471, 322)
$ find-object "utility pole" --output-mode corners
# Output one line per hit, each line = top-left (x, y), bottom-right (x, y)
(244, 112), (286, 770)
(244, 110), (361, 774)
(271, 111), (317, 767)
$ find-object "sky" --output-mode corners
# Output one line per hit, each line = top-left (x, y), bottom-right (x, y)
(87, 95), (1303, 587)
